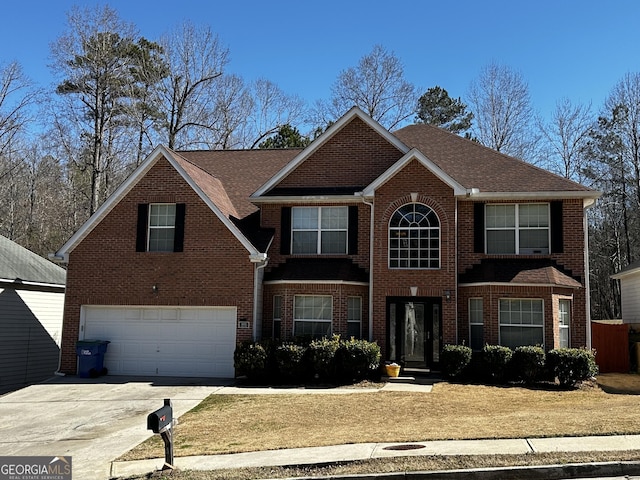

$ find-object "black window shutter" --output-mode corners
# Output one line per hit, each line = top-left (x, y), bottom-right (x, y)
(550, 201), (563, 253)
(473, 203), (485, 253)
(174, 203), (186, 252)
(280, 207), (291, 254)
(348, 205), (359, 255)
(136, 203), (149, 252)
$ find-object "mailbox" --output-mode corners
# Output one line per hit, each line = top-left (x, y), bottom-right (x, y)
(147, 401), (173, 433)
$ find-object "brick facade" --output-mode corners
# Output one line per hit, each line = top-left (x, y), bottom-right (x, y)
(59, 157), (256, 374)
(58, 109), (597, 376)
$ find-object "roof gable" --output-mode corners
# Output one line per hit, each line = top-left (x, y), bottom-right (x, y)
(53, 146), (269, 262)
(252, 107), (409, 198)
(363, 148), (467, 197)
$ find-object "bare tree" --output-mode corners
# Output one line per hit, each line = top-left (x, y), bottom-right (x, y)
(0, 61), (37, 159)
(157, 21), (230, 149)
(246, 79), (306, 148)
(50, 4), (140, 216)
(537, 98), (593, 182)
(467, 61), (537, 160)
(312, 45), (417, 130)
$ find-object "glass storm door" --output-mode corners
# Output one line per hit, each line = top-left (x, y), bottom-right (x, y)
(389, 299), (441, 369)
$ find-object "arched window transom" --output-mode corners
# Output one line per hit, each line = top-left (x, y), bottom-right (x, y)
(389, 203), (440, 269)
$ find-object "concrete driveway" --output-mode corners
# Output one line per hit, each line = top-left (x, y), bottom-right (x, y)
(0, 375), (229, 479)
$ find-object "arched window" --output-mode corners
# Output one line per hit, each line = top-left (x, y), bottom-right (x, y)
(389, 203), (440, 269)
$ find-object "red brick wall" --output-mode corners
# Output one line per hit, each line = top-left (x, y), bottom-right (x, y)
(278, 117), (403, 189)
(262, 202), (370, 272)
(262, 283), (369, 339)
(59, 157), (256, 373)
(458, 285), (577, 349)
(457, 198), (589, 349)
(371, 159), (458, 358)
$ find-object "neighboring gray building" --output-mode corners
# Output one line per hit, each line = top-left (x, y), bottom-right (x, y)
(0, 236), (66, 394)
(612, 260), (640, 324)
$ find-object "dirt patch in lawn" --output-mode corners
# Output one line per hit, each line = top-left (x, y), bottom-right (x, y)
(596, 372), (640, 394)
(120, 379), (640, 462)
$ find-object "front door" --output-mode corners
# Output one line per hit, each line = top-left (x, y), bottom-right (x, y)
(388, 298), (442, 369)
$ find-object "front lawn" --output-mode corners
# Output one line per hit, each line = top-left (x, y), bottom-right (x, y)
(120, 373), (640, 462)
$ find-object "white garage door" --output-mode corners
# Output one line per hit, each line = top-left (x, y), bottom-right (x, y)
(82, 306), (237, 378)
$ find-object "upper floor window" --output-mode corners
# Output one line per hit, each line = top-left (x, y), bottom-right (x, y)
(486, 204), (549, 255)
(148, 204), (176, 252)
(292, 206), (348, 254)
(389, 203), (440, 269)
(136, 203), (185, 253)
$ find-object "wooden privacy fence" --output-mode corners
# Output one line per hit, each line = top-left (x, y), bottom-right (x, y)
(591, 322), (630, 373)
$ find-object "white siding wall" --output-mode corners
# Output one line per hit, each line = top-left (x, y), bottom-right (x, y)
(0, 287), (64, 394)
(16, 290), (65, 346)
(621, 273), (640, 323)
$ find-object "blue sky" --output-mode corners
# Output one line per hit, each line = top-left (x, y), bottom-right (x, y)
(3, 0), (640, 122)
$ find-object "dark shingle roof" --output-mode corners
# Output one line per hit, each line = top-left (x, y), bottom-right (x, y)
(0, 236), (66, 285)
(393, 124), (596, 194)
(264, 258), (369, 283)
(459, 258), (582, 287)
(177, 149), (301, 219)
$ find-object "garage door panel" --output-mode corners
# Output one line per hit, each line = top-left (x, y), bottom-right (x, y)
(83, 306), (237, 378)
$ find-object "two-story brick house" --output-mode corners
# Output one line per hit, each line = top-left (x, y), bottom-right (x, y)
(53, 107), (600, 377)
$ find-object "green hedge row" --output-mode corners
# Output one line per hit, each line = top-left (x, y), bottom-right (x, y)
(234, 335), (381, 385)
(441, 344), (598, 388)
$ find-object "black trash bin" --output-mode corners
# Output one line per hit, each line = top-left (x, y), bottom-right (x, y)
(76, 340), (110, 378)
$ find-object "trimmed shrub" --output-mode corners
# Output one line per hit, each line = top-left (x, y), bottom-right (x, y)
(234, 341), (268, 380)
(440, 344), (473, 379)
(307, 335), (340, 381)
(335, 338), (381, 383)
(483, 344), (513, 383)
(547, 348), (598, 388)
(511, 345), (545, 384)
(274, 343), (307, 383)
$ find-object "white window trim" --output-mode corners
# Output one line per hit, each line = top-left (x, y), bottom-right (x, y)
(148, 203), (176, 252)
(293, 295), (333, 336)
(469, 298), (483, 350)
(273, 295), (282, 338)
(347, 296), (362, 338)
(388, 202), (441, 270)
(485, 203), (550, 255)
(291, 206), (348, 255)
(559, 299), (571, 348)
(498, 298), (545, 347)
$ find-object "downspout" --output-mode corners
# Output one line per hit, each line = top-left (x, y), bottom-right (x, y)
(584, 198), (596, 349)
(361, 196), (375, 342)
(454, 197), (459, 344)
(251, 254), (269, 342)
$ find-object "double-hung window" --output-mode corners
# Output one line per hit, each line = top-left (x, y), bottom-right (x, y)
(148, 204), (176, 252)
(347, 297), (362, 338)
(293, 295), (332, 338)
(292, 207), (348, 254)
(559, 299), (571, 348)
(273, 295), (282, 339)
(469, 298), (484, 350)
(499, 299), (544, 349)
(486, 204), (549, 254)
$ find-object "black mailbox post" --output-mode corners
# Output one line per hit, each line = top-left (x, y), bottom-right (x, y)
(147, 399), (174, 469)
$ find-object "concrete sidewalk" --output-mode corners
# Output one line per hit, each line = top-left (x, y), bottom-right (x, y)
(110, 434), (640, 477)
